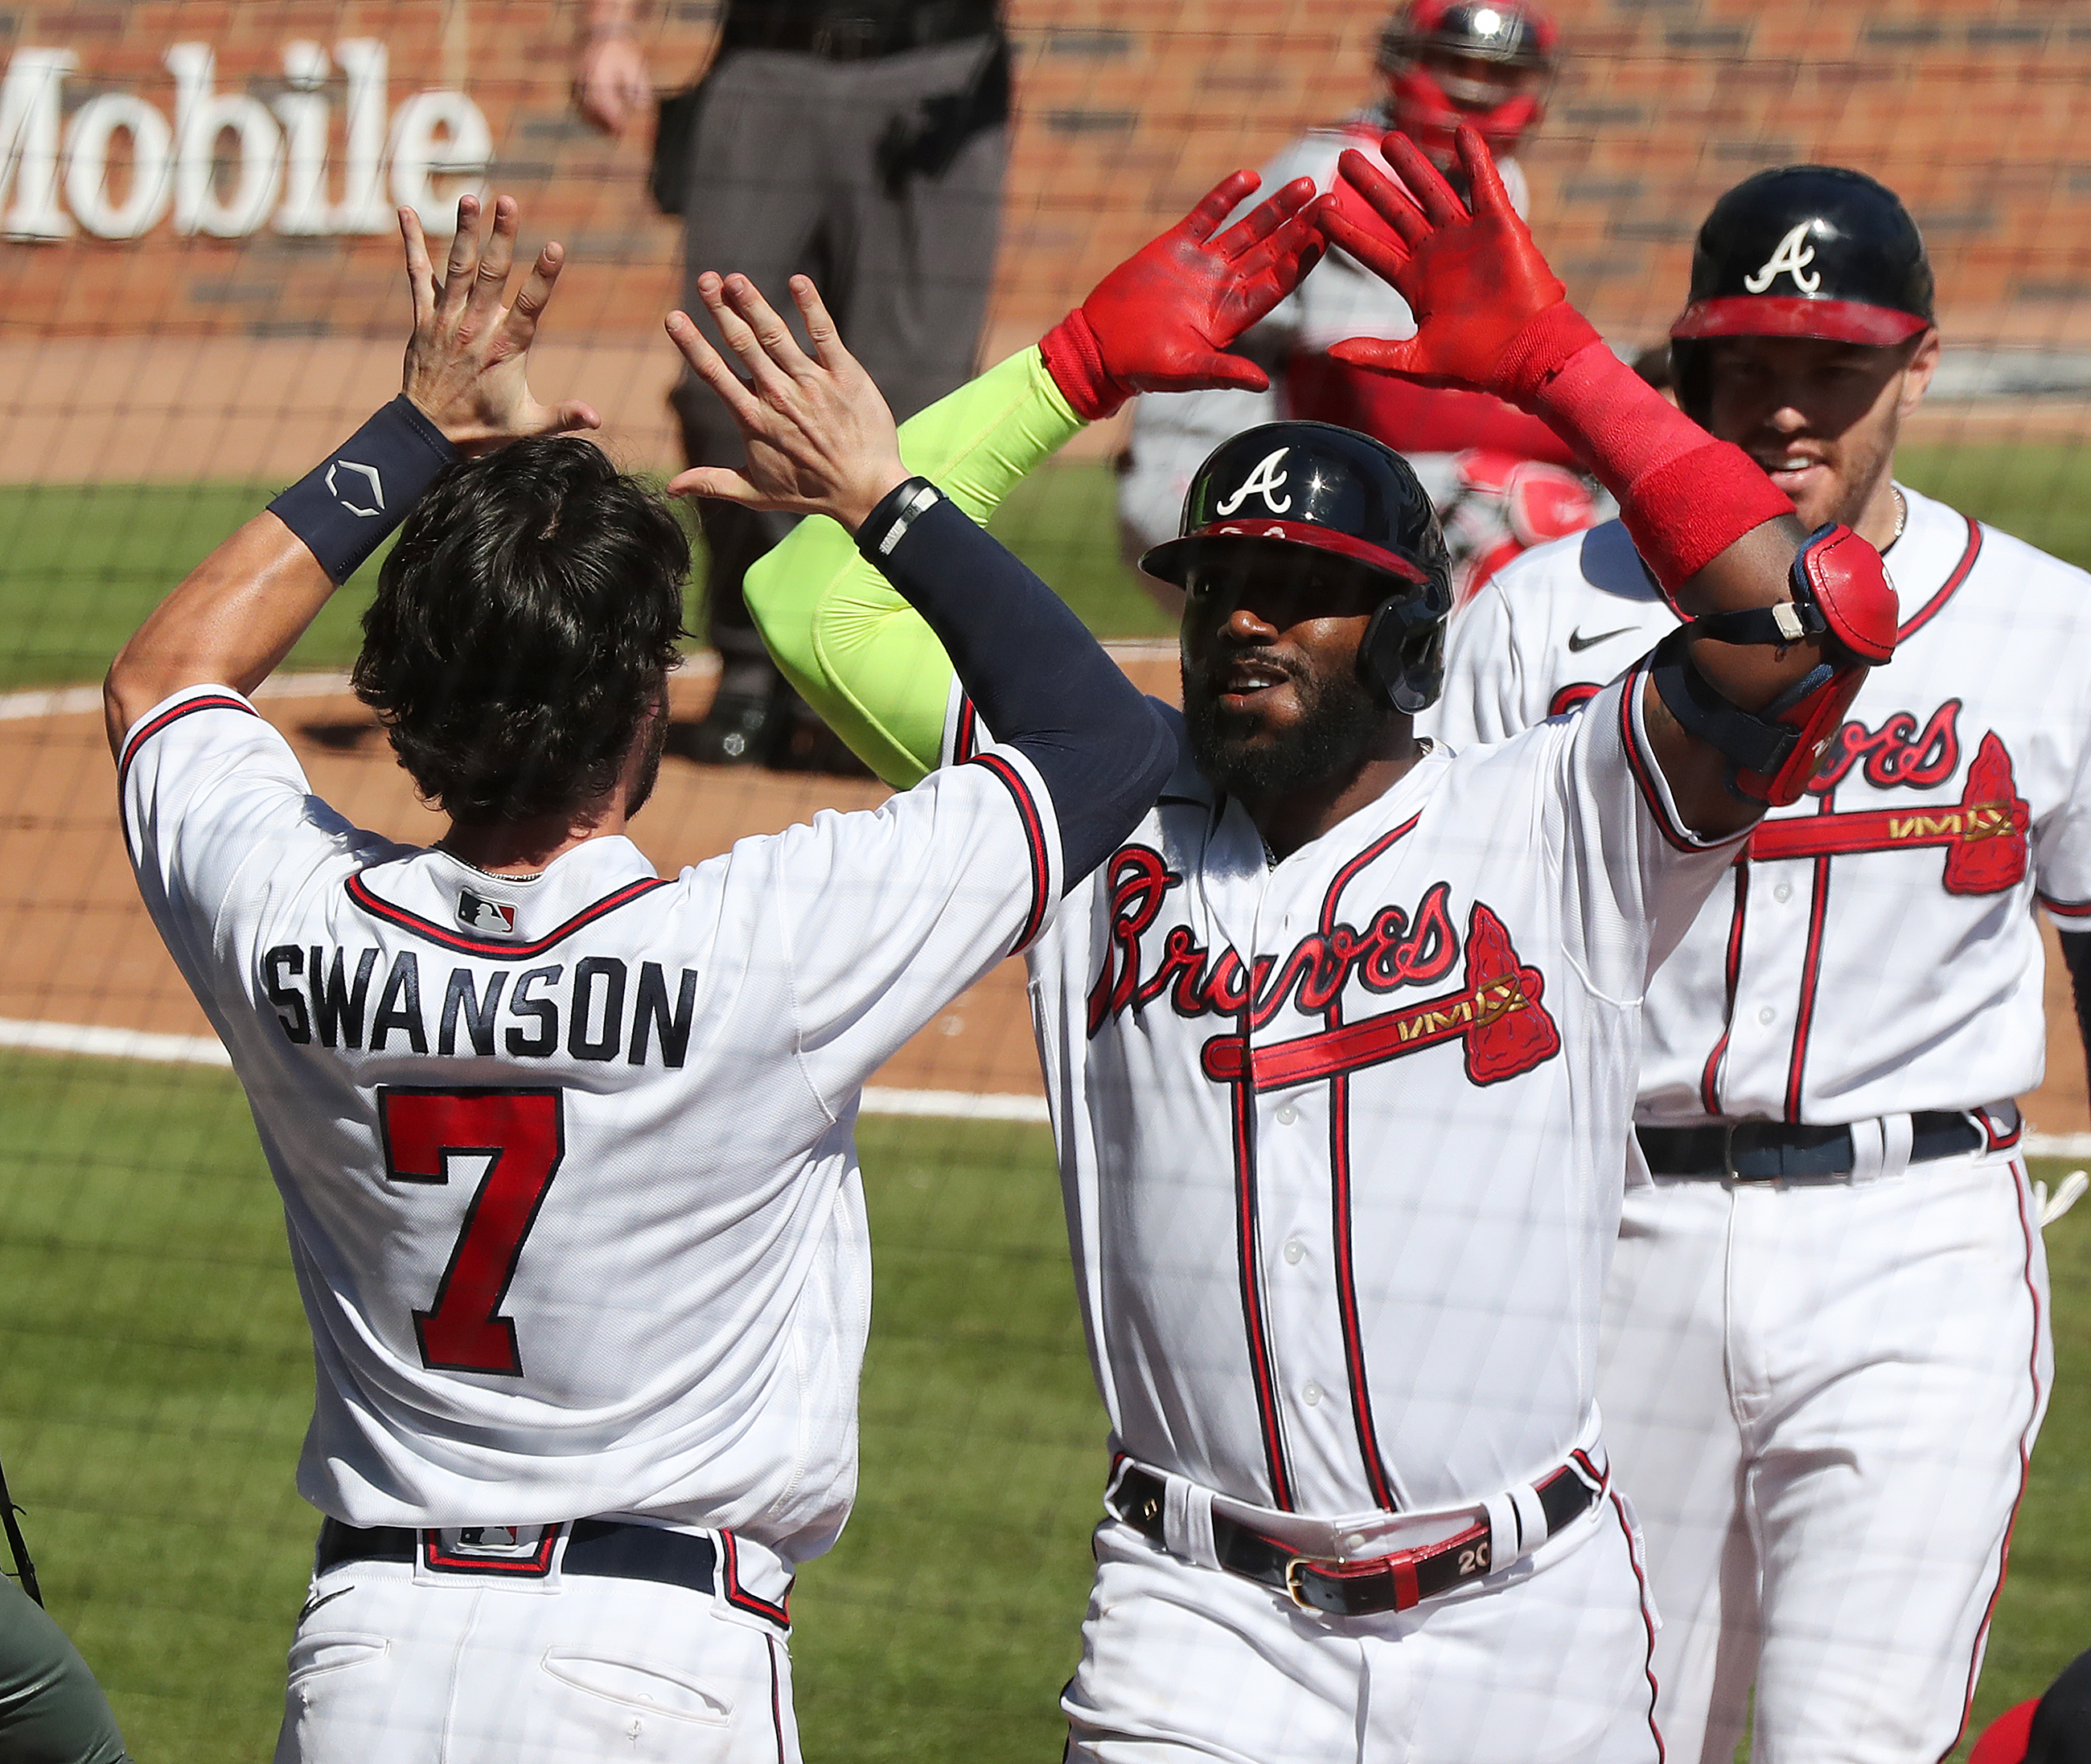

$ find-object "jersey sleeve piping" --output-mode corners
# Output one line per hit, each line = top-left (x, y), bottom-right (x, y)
(343, 871), (672, 958)
(1616, 662), (1748, 854)
(117, 690), (261, 798)
(968, 750), (1055, 950)
(2038, 891), (2091, 921)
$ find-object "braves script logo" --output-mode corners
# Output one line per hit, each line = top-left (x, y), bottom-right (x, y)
(1213, 447), (1292, 517)
(1742, 221), (1822, 294)
(1749, 706), (2029, 895)
(1086, 847), (1559, 1085)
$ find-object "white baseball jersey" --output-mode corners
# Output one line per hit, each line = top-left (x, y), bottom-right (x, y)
(1425, 488), (2091, 1124)
(948, 669), (1737, 1523)
(1117, 113), (1530, 559)
(121, 685), (1062, 1562)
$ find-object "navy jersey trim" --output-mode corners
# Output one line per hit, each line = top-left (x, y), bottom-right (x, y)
(1699, 861), (1749, 1115)
(345, 872), (672, 959)
(952, 695), (982, 764)
(117, 692), (261, 796)
(969, 751), (1051, 950)
(720, 1530), (793, 1629)
(1781, 794), (1837, 1122)
(1226, 1019), (1295, 1512)
(1617, 665), (1704, 854)
(1896, 517), (1982, 643)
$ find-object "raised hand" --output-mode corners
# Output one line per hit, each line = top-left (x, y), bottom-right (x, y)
(400, 193), (601, 453)
(573, 29), (649, 136)
(1041, 170), (1325, 418)
(665, 273), (908, 533)
(1320, 125), (1595, 406)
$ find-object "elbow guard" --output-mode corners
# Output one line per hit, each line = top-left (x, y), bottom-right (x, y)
(1650, 523), (1898, 806)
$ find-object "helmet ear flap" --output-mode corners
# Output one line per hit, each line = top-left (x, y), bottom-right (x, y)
(1360, 583), (1452, 713)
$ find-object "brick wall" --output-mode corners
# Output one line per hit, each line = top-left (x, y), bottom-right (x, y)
(0, 0), (2081, 475)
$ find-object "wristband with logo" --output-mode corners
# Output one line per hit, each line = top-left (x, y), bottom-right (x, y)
(269, 396), (459, 584)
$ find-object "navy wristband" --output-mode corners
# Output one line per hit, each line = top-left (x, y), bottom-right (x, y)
(269, 396), (459, 583)
(856, 476), (945, 558)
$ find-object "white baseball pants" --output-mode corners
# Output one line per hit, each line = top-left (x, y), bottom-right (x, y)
(1062, 1499), (1664, 1763)
(1597, 1149), (2050, 1764)
(272, 1554), (799, 1764)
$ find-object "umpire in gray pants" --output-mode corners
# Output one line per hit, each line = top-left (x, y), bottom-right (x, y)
(576, 0), (1008, 769)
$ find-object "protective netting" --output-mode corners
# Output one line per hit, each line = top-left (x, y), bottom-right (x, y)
(0, 3), (2085, 1758)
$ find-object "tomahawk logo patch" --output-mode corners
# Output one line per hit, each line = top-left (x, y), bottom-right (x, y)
(1214, 447), (1293, 517)
(1743, 222), (1822, 294)
(458, 890), (517, 936)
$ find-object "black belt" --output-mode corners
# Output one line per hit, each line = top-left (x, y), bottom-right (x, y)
(719, 3), (997, 59)
(318, 1517), (723, 1598)
(1107, 1460), (1600, 1619)
(1637, 1110), (1988, 1182)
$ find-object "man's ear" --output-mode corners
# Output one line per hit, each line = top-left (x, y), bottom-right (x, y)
(1897, 326), (1941, 417)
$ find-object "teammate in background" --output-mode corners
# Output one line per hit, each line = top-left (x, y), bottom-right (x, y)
(97, 177), (1329, 1757)
(0, 1581), (129, 1763)
(741, 127), (1899, 1759)
(1423, 166), (2082, 1763)
(1117, 0), (1604, 608)
(576, 0), (1007, 772)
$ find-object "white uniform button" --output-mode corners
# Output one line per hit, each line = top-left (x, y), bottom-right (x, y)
(1773, 881), (1793, 904)
(1275, 1101), (1299, 1126)
(1343, 1532), (1367, 1552)
(1302, 1380), (1325, 1406)
(1283, 1237), (1305, 1265)
(1757, 1006), (1777, 1026)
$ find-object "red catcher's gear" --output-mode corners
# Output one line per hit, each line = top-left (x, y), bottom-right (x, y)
(1037, 170), (1323, 421)
(1376, 0), (1558, 162)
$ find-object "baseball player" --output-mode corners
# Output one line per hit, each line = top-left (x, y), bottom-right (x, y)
(0, 1580), (129, 1764)
(739, 127), (1899, 1759)
(1117, 0), (1606, 607)
(100, 175), (1320, 1758)
(1423, 165), (2084, 1762)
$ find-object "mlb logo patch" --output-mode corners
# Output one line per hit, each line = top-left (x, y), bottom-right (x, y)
(458, 889), (516, 936)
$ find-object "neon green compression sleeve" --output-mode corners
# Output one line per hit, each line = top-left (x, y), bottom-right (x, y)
(742, 346), (1087, 788)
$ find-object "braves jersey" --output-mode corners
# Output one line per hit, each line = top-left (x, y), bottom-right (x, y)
(1424, 486), (2091, 1124)
(949, 672), (1738, 1520)
(120, 686), (1062, 1560)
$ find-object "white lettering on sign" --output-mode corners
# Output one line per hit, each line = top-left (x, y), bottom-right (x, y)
(0, 41), (491, 242)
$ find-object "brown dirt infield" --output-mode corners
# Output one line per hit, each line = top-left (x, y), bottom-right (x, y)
(2, 652), (2085, 1139)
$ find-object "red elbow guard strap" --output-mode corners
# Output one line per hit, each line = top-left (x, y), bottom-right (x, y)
(1651, 522), (1898, 806)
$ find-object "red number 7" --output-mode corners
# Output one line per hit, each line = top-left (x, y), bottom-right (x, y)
(377, 1088), (565, 1376)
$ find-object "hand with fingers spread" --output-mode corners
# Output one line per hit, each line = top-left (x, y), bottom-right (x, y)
(400, 193), (602, 454)
(1039, 170), (1327, 420)
(1321, 125), (1600, 409)
(664, 273), (908, 533)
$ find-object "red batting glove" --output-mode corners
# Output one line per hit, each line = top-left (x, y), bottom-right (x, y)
(1325, 126), (1793, 595)
(1039, 170), (1325, 421)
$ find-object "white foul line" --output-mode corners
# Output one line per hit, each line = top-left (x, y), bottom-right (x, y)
(0, 1015), (1050, 1122)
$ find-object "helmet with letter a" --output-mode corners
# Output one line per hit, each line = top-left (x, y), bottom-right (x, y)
(1374, 0), (1559, 165)
(1139, 421), (1455, 714)
(1669, 165), (1936, 424)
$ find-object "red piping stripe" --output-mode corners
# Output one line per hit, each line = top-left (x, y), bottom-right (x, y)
(1229, 1028), (1293, 1511)
(970, 752), (1051, 950)
(1781, 794), (1836, 1122)
(1937, 1160), (2043, 1762)
(1701, 861), (1749, 1114)
(720, 1530), (793, 1628)
(117, 693), (259, 795)
(1610, 1489), (1667, 1763)
(954, 695), (980, 764)
(1896, 518), (1982, 642)
(345, 872), (671, 959)
(2038, 892), (2091, 920)
(1617, 667), (1703, 854)
(1317, 815), (1422, 1513)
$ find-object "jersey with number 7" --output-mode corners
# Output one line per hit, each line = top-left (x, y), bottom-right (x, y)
(118, 687), (1062, 1559)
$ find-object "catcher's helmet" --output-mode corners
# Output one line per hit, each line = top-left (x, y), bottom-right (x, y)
(1375, 0), (1559, 163)
(1670, 166), (1934, 421)
(1140, 422), (1455, 714)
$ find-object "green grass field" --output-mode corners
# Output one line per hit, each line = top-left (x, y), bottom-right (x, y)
(0, 443), (2085, 692)
(0, 1047), (2086, 1761)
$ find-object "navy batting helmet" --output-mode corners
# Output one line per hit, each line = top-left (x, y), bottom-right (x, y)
(1670, 166), (1934, 421)
(1140, 421), (1455, 713)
